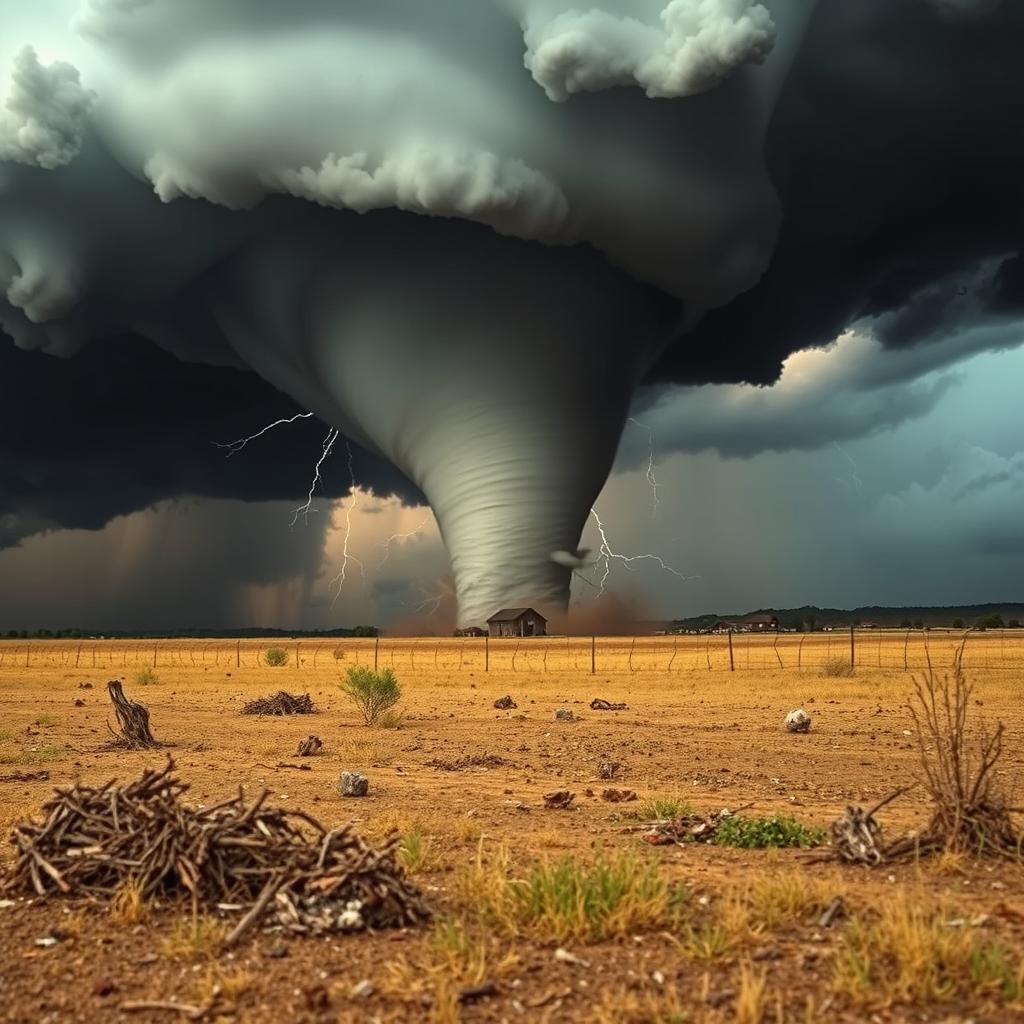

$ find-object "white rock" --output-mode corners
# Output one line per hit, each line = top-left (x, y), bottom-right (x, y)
(784, 708), (812, 733)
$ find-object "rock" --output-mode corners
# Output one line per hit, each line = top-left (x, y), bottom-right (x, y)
(296, 735), (323, 756)
(350, 980), (375, 999)
(91, 979), (117, 997)
(598, 760), (623, 780)
(339, 771), (369, 797)
(543, 791), (576, 809)
(74, 699), (85, 707)
(493, 695), (517, 710)
(554, 709), (576, 722)
(785, 708), (812, 733)
(553, 947), (590, 967)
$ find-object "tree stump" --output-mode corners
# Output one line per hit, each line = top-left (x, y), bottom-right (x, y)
(106, 680), (160, 749)
(296, 736), (323, 757)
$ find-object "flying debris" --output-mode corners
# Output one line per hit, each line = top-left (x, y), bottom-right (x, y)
(1, 0), (1022, 625)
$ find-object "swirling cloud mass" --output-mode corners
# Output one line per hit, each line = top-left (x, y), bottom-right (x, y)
(1, 1), (1022, 625)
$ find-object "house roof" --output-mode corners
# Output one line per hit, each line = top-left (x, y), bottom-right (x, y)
(486, 607), (547, 623)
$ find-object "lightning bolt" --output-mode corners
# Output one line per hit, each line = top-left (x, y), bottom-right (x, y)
(214, 411), (314, 457)
(627, 416), (659, 518)
(378, 512), (432, 570)
(290, 427), (339, 527)
(833, 442), (863, 495)
(329, 439), (366, 602)
(586, 507), (697, 597)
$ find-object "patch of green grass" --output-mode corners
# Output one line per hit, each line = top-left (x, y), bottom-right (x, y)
(33, 714), (59, 727)
(0, 729), (11, 742)
(676, 921), (733, 961)
(26, 745), (66, 764)
(711, 815), (826, 849)
(398, 829), (436, 874)
(464, 848), (686, 943)
(633, 796), (693, 821)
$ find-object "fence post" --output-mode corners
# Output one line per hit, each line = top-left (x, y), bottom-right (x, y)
(850, 625), (855, 669)
(374, 636), (379, 672)
(26, 642), (30, 668)
(153, 643), (158, 669)
(903, 631), (910, 672)
(728, 630), (734, 672)
(591, 635), (596, 675)
(236, 639), (241, 668)
(485, 635), (489, 672)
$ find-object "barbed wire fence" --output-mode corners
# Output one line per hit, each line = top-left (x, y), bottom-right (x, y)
(1, 629), (1021, 675)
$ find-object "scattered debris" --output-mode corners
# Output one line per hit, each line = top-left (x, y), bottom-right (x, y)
(590, 698), (628, 711)
(35, 936), (60, 948)
(0, 770), (50, 783)
(639, 805), (752, 846)
(426, 754), (507, 771)
(458, 981), (499, 1004)
(242, 692), (317, 716)
(543, 791), (576, 810)
(829, 800), (889, 865)
(339, 771), (369, 797)
(106, 680), (162, 749)
(77, 682), (93, 689)
(2, 759), (428, 941)
(554, 709), (577, 722)
(785, 709), (812, 733)
(350, 979), (375, 999)
(295, 736), (323, 757)
(120, 1000), (208, 1019)
(493, 695), (517, 710)
(74, 698), (86, 707)
(598, 761), (623, 780)
(818, 896), (846, 928)
(554, 947), (590, 967)
(601, 788), (638, 803)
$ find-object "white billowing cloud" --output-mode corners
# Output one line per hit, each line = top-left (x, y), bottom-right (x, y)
(523, 0), (776, 101)
(0, 46), (92, 169)
(622, 318), (1024, 461)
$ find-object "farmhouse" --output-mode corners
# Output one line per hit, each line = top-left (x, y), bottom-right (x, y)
(740, 614), (779, 632)
(453, 626), (487, 638)
(486, 607), (548, 638)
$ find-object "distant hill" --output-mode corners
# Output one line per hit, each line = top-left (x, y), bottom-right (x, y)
(668, 603), (1024, 631)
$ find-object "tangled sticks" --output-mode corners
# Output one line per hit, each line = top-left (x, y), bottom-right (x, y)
(2, 760), (429, 943)
(242, 691), (316, 716)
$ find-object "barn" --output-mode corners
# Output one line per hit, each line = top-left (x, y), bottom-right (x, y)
(486, 607), (548, 638)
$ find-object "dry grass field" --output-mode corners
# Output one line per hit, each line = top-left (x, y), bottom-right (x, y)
(2, 635), (1023, 1023)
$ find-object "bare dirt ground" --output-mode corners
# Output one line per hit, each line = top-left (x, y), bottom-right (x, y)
(1, 639), (1023, 1023)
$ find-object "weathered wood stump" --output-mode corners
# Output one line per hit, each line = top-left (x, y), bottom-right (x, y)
(106, 680), (160, 749)
(296, 736), (323, 757)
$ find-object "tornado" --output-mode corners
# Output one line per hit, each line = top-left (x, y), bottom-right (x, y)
(0, 0), (820, 626)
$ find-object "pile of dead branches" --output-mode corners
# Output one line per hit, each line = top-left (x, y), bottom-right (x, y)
(827, 644), (1021, 864)
(1, 760), (429, 943)
(241, 691), (317, 716)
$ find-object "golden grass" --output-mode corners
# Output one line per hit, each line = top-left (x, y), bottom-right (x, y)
(161, 914), (228, 960)
(459, 845), (685, 943)
(109, 879), (152, 926)
(833, 891), (1024, 1007)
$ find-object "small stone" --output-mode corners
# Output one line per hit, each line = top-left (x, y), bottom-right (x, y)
(554, 947), (590, 967)
(91, 979), (117, 997)
(265, 944), (289, 959)
(785, 708), (812, 733)
(554, 709), (576, 722)
(494, 695), (517, 710)
(35, 937), (59, 948)
(339, 771), (369, 797)
(74, 698), (86, 707)
(598, 760), (622, 780)
(351, 980), (375, 999)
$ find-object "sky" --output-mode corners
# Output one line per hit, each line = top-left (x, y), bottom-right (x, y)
(1, 1), (1023, 631)
(2, 336), (1021, 632)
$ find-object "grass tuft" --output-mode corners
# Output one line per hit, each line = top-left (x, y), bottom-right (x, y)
(462, 846), (685, 943)
(134, 666), (159, 685)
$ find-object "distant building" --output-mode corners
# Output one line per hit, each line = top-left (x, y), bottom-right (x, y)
(486, 607), (548, 638)
(739, 615), (779, 632)
(453, 626), (488, 638)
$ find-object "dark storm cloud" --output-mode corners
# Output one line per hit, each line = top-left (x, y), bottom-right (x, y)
(2, 0), (1023, 621)
(647, 1), (1024, 387)
(0, 336), (423, 548)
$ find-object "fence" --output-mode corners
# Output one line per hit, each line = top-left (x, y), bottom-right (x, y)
(1, 629), (1021, 675)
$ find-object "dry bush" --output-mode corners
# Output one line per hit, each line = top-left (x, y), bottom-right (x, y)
(823, 656), (855, 678)
(833, 892), (1023, 1006)
(893, 644), (1021, 859)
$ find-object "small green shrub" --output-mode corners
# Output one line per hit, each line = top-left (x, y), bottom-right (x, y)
(340, 665), (402, 725)
(264, 647), (289, 667)
(134, 666), (159, 685)
(711, 815), (826, 849)
(33, 714), (59, 727)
